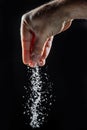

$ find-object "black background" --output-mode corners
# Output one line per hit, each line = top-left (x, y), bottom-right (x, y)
(0, 0), (87, 129)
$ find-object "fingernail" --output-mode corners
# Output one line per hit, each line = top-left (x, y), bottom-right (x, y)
(38, 59), (45, 66)
(29, 60), (37, 68)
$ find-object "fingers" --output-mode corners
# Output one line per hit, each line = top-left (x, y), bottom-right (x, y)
(20, 15), (72, 68)
(38, 36), (54, 66)
(20, 20), (31, 64)
(21, 16), (53, 68)
(20, 16), (37, 67)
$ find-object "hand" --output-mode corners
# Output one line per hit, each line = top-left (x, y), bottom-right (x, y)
(20, 0), (74, 67)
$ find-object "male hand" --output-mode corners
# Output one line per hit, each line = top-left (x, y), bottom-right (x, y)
(20, 0), (74, 67)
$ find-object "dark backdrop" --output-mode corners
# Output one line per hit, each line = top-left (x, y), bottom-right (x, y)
(0, 0), (87, 130)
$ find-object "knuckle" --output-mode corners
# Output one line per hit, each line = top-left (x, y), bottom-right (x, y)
(21, 14), (27, 22)
(21, 13), (33, 28)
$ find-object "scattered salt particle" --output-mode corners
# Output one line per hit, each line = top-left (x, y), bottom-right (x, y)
(22, 96), (25, 98)
(24, 106), (26, 109)
(23, 66), (55, 128)
(49, 103), (52, 106)
(24, 86), (27, 90)
(23, 111), (26, 115)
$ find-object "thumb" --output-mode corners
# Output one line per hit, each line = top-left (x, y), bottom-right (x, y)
(30, 33), (49, 65)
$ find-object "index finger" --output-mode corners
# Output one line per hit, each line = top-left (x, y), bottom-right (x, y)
(20, 17), (36, 66)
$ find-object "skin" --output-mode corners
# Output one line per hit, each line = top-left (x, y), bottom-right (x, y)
(20, 0), (87, 68)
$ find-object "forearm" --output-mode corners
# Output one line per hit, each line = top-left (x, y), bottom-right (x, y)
(45, 0), (87, 34)
(22, 0), (72, 37)
(65, 0), (87, 19)
(22, 0), (87, 38)
(37, 0), (87, 20)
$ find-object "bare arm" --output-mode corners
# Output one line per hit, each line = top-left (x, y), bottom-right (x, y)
(20, 0), (87, 67)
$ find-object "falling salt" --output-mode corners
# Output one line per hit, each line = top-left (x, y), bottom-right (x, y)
(30, 67), (42, 128)
(23, 66), (55, 128)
